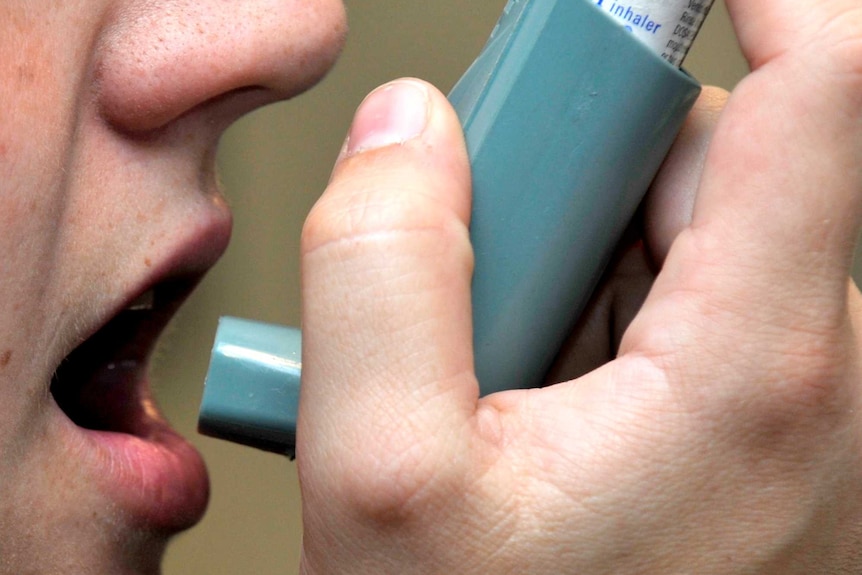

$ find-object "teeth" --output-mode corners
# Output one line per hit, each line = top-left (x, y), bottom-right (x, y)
(127, 289), (155, 311)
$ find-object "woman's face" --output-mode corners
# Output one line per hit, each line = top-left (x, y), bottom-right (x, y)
(0, 1), (345, 572)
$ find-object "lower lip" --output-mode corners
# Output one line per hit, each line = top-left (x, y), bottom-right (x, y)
(55, 400), (209, 532)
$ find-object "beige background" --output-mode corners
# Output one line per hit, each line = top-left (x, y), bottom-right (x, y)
(154, 1), (750, 573)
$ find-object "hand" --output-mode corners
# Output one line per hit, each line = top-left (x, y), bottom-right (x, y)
(296, 1), (862, 572)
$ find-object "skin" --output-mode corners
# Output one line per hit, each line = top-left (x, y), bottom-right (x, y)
(2, 0), (860, 573)
(297, 0), (862, 573)
(0, 1), (345, 573)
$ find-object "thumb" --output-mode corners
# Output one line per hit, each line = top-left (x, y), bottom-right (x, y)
(297, 79), (478, 510)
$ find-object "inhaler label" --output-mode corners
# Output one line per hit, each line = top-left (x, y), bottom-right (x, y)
(591, 0), (714, 66)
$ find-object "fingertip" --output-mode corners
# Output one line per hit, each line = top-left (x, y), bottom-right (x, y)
(315, 78), (472, 246)
(342, 79), (431, 158)
(336, 78), (469, 164)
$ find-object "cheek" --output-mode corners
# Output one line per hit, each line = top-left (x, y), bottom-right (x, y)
(0, 39), (59, 180)
(0, 6), (102, 410)
(0, 3), (98, 146)
(0, 6), (95, 242)
(0, 19), (57, 128)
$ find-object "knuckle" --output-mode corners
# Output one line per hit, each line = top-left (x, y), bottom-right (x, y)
(334, 437), (452, 526)
(301, 183), (397, 256)
(301, 172), (459, 258)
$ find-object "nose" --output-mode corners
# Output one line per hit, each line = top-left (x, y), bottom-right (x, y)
(96, 0), (347, 133)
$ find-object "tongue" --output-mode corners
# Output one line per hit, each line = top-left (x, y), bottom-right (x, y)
(51, 309), (159, 436)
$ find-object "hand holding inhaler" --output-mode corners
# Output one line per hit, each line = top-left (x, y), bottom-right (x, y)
(209, 0), (862, 572)
(199, 0), (708, 455)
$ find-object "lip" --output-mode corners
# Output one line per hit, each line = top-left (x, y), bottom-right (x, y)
(47, 207), (231, 533)
(48, 280), (209, 532)
(66, 415), (211, 531)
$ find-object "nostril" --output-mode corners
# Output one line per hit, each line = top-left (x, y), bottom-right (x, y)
(94, 0), (347, 134)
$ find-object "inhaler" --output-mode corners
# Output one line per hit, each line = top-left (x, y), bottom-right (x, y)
(198, 0), (712, 457)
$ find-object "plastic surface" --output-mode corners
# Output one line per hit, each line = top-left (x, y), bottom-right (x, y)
(199, 317), (301, 458)
(198, 0), (702, 454)
(452, 0), (700, 394)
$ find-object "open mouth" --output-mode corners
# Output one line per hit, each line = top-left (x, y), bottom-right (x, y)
(47, 278), (211, 530)
(50, 280), (191, 438)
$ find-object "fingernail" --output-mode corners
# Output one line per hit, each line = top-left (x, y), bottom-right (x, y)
(345, 80), (429, 157)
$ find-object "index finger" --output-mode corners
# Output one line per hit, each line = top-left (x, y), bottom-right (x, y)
(672, 0), (862, 321)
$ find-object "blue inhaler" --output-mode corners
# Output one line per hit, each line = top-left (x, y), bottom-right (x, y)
(199, 0), (706, 458)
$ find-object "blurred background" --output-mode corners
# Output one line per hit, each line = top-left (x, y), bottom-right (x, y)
(153, 1), (749, 573)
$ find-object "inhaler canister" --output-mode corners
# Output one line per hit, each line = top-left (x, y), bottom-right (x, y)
(593, 0), (714, 66)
